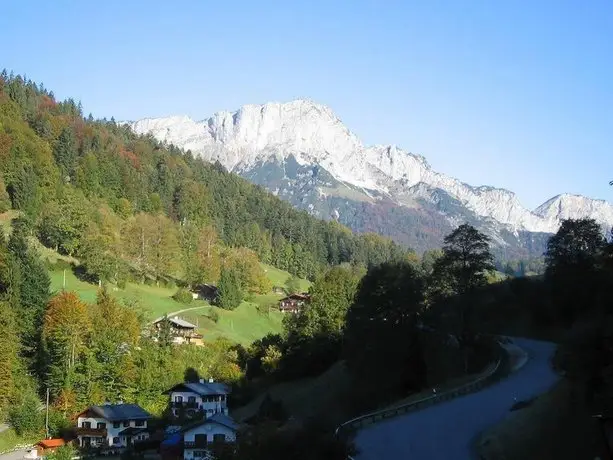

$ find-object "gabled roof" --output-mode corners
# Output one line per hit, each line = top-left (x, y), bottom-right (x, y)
(152, 316), (197, 329)
(165, 381), (230, 396)
(182, 413), (239, 433)
(82, 403), (151, 422)
(279, 293), (310, 302)
(38, 439), (65, 449)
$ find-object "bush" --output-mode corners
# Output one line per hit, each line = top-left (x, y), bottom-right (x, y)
(172, 287), (193, 304)
(47, 444), (76, 460)
(207, 309), (220, 323)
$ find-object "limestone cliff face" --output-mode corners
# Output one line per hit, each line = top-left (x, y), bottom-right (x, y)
(127, 99), (613, 254)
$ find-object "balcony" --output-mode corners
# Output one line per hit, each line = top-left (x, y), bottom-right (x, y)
(171, 401), (199, 409)
(184, 440), (208, 449)
(76, 427), (108, 437)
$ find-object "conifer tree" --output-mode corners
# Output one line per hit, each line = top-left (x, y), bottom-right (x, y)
(217, 267), (243, 310)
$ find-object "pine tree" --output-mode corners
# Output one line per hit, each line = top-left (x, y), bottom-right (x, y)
(0, 301), (19, 412)
(53, 127), (77, 180)
(8, 218), (50, 356)
(158, 315), (173, 348)
(8, 164), (40, 217)
(0, 177), (10, 213)
(216, 267), (243, 310)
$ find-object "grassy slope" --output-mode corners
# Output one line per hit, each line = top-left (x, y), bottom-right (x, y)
(48, 262), (310, 346)
(0, 428), (35, 452)
(260, 263), (311, 292)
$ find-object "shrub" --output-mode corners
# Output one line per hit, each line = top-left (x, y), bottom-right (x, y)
(47, 444), (76, 460)
(207, 310), (220, 323)
(172, 287), (193, 304)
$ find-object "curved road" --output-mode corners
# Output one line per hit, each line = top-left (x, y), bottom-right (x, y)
(353, 338), (559, 460)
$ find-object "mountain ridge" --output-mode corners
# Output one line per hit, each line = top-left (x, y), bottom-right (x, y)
(126, 99), (613, 254)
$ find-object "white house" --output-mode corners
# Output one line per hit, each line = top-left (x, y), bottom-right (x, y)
(75, 403), (152, 448)
(182, 413), (238, 460)
(165, 379), (230, 419)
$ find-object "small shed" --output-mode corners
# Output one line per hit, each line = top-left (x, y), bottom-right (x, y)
(36, 439), (66, 457)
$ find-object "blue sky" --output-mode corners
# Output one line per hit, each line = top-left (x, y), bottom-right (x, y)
(1, 0), (611, 209)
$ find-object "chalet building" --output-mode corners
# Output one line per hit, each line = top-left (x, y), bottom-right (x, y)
(152, 316), (204, 346)
(278, 293), (310, 313)
(192, 284), (219, 302)
(182, 414), (238, 460)
(75, 403), (151, 448)
(165, 379), (230, 419)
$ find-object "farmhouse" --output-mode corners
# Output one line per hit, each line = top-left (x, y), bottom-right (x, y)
(165, 378), (231, 419)
(182, 413), (238, 460)
(278, 293), (310, 313)
(75, 403), (151, 448)
(192, 284), (219, 302)
(152, 316), (204, 345)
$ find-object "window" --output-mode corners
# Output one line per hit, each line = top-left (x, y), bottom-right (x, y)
(112, 437), (120, 445)
(175, 395), (183, 403)
(188, 396), (196, 403)
(213, 434), (226, 443)
(194, 434), (207, 446)
(135, 420), (144, 427)
(193, 451), (207, 458)
(81, 421), (91, 429)
(97, 422), (106, 429)
(113, 422), (120, 429)
(123, 421), (129, 427)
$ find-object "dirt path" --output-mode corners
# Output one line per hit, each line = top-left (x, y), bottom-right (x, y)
(153, 305), (210, 321)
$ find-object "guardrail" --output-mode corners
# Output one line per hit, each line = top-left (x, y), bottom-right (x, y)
(336, 340), (509, 439)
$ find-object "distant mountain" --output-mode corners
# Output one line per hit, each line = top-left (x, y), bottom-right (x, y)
(127, 100), (613, 258)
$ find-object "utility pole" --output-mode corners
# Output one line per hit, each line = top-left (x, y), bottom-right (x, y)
(45, 387), (50, 439)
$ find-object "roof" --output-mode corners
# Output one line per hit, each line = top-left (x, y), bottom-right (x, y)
(280, 293), (310, 301)
(85, 403), (152, 422)
(152, 316), (197, 329)
(182, 413), (239, 433)
(38, 439), (65, 449)
(165, 381), (230, 396)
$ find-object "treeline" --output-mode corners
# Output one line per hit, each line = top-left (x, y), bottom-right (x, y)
(0, 70), (409, 285)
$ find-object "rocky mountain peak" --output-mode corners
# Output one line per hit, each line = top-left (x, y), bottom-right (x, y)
(127, 100), (613, 238)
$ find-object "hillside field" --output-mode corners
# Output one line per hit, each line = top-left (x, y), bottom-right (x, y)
(47, 264), (309, 346)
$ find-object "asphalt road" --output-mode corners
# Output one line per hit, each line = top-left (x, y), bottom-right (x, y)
(353, 338), (559, 460)
(0, 450), (28, 460)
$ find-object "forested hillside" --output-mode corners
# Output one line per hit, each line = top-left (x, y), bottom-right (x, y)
(0, 71), (409, 288)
